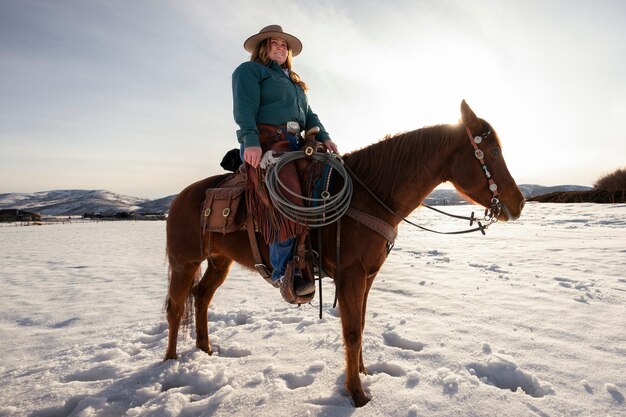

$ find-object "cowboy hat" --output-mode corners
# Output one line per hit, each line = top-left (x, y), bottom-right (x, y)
(243, 24), (303, 56)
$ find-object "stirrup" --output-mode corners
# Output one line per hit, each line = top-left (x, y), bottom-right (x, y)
(279, 261), (315, 304)
(295, 276), (315, 296)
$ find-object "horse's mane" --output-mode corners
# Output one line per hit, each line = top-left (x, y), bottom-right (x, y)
(343, 124), (460, 202)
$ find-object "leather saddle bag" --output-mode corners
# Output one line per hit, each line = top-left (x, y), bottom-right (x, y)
(202, 174), (246, 234)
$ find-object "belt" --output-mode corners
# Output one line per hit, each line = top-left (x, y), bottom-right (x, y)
(257, 124), (303, 149)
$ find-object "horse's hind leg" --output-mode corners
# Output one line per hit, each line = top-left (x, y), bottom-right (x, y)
(193, 255), (233, 354)
(165, 262), (201, 360)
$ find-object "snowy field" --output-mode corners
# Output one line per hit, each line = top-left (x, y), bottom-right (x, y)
(1, 202), (625, 417)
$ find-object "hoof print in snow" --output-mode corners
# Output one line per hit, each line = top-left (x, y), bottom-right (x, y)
(553, 277), (595, 303)
(143, 323), (167, 336)
(63, 364), (119, 382)
(382, 331), (424, 352)
(218, 345), (251, 358)
(467, 355), (553, 398)
(605, 383), (624, 404)
(279, 361), (325, 390)
(279, 372), (315, 390)
(581, 379), (593, 394)
(366, 362), (406, 377)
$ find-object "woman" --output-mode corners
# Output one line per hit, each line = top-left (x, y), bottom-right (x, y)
(232, 25), (337, 294)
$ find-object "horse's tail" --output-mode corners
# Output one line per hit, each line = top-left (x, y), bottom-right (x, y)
(181, 264), (201, 336)
(163, 173), (229, 337)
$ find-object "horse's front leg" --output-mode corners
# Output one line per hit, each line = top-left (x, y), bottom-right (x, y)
(359, 274), (376, 374)
(337, 266), (370, 407)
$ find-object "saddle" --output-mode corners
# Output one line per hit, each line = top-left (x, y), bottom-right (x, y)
(202, 128), (326, 305)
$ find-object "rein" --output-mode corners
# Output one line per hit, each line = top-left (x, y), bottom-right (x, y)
(344, 123), (502, 236)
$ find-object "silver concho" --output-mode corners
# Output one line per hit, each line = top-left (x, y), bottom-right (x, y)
(474, 136), (482, 144)
(489, 183), (498, 192)
(286, 121), (300, 134)
(474, 149), (484, 159)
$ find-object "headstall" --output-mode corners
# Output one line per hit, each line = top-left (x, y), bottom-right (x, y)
(464, 125), (502, 222)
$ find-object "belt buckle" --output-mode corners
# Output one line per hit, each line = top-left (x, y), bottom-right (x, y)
(286, 121), (300, 135)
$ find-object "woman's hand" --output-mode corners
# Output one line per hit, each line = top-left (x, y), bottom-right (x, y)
(243, 146), (262, 168)
(323, 139), (339, 154)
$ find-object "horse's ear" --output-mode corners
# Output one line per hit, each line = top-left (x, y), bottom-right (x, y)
(460, 100), (480, 130)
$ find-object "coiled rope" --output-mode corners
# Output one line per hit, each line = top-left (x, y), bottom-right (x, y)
(264, 151), (353, 228)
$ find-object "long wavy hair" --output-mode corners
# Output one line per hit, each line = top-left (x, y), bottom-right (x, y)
(250, 38), (308, 92)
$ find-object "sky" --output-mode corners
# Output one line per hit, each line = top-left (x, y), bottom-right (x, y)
(1, 0), (625, 199)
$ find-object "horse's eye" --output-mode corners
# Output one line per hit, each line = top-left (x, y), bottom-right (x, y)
(490, 148), (500, 158)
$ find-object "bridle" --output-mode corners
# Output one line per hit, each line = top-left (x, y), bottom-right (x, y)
(464, 124), (502, 223)
(344, 123), (505, 237)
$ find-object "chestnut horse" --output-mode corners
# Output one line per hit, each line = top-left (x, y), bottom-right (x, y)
(164, 101), (525, 406)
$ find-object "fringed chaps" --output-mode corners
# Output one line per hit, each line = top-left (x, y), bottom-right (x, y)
(245, 125), (308, 244)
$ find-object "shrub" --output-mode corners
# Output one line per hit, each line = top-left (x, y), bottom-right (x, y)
(593, 167), (626, 191)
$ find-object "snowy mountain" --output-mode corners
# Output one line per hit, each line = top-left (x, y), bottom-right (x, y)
(0, 185), (592, 216)
(137, 195), (177, 213)
(425, 184), (592, 205)
(517, 184), (591, 198)
(0, 190), (149, 216)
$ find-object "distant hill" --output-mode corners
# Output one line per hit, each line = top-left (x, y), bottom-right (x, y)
(0, 184), (593, 216)
(137, 195), (177, 213)
(423, 189), (470, 205)
(517, 184), (591, 198)
(423, 184), (592, 205)
(528, 189), (625, 203)
(0, 190), (149, 216)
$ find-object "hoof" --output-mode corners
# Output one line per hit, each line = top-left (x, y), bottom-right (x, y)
(351, 392), (370, 407)
(196, 344), (212, 354)
(163, 354), (178, 361)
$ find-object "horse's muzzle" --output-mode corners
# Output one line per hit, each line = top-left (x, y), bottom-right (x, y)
(500, 199), (524, 221)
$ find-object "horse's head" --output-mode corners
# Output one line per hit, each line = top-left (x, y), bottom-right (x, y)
(447, 100), (525, 221)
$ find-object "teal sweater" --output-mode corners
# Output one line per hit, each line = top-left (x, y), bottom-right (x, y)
(232, 60), (330, 148)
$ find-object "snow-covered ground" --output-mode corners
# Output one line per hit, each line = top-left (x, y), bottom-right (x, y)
(1, 202), (625, 417)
